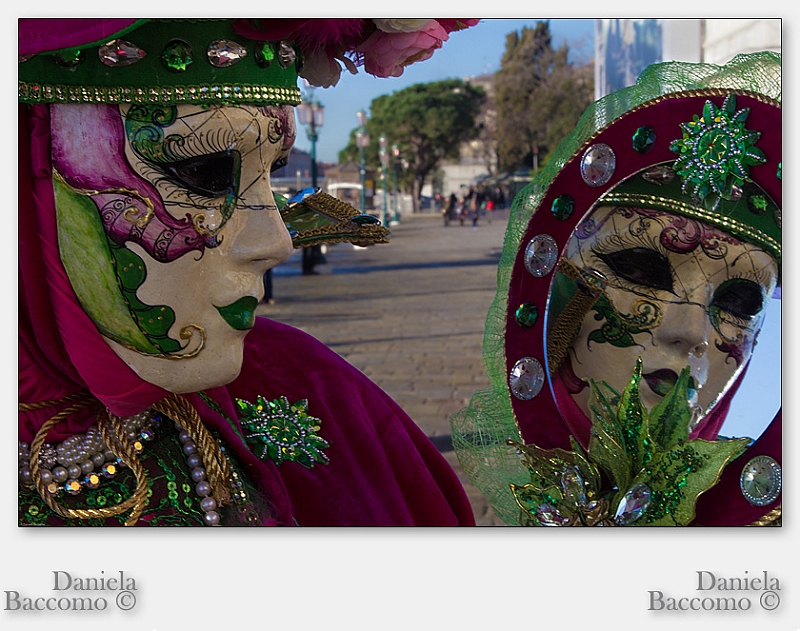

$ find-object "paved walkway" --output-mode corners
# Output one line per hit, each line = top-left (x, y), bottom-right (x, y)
(257, 209), (509, 525)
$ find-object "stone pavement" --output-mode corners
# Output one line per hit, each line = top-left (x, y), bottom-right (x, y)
(257, 209), (509, 525)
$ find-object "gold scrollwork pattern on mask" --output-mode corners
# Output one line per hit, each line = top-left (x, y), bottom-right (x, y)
(53, 170), (155, 228)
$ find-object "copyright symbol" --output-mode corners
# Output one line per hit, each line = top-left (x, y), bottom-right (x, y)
(760, 590), (780, 611)
(116, 590), (137, 611)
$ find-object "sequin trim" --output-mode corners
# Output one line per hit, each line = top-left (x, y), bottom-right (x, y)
(19, 81), (302, 106)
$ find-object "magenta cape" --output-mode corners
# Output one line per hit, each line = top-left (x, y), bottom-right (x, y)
(18, 101), (475, 526)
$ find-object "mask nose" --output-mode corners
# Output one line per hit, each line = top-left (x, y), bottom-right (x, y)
(231, 207), (293, 268)
(656, 301), (710, 358)
(227, 172), (294, 267)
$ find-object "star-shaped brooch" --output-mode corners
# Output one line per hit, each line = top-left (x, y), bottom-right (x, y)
(235, 396), (330, 468)
(669, 94), (766, 202)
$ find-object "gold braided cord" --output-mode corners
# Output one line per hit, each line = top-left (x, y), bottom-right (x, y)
(97, 410), (151, 525)
(747, 506), (781, 526)
(28, 394), (150, 525)
(152, 394), (233, 506)
(546, 259), (604, 373)
(19, 392), (93, 413)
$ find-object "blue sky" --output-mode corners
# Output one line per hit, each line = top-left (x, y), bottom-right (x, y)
(293, 19), (596, 164)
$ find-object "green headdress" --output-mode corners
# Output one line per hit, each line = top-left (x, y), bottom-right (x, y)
(19, 19), (302, 107)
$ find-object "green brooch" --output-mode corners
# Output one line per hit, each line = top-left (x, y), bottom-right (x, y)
(669, 94), (766, 202)
(509, 358), (750, 526)
(235, 396), (330, 468)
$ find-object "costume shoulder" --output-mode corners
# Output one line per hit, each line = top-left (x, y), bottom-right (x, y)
(229, 317), (475, 526)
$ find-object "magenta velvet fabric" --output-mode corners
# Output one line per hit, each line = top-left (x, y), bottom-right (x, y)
(18, 101), (475, 526)
(18, 18), (142, 56)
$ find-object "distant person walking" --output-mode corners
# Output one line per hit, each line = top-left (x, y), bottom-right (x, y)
(444, 193), (458, 226)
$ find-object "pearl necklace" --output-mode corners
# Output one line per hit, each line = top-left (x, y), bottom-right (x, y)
(19, 411), (155, 495)
(19, 410), (247, 526)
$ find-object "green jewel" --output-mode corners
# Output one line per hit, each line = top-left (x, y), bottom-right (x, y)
(255, 41), (276, 68)
(54, 50), (82, 68)
(776, 162), (782, 181)
(632, 126), (656, 153)
(236, 395), (330, 468)
(510, 358), (750, 526)
(515, 302), (539, 329)
(747, 194), (768, 214)
(551, 194), (575, 220)
(162, 39), (193, 72)
(669, 95), (766, 202)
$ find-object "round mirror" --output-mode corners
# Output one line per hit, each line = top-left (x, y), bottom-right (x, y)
(543, 169), (780, 443)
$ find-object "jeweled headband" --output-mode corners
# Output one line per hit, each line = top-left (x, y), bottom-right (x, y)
(18, 19), (302, 106)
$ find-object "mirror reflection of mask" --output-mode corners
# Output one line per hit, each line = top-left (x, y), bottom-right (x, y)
(548, 204), (778, 426)
(51, 103), (296, 392)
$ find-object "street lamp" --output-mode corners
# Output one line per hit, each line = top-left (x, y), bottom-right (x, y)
(296, 98), (324, 188)
(379, 135), (389, 226)
(296, 97), (324, 274)
(391, 144), (401, 225)
(355, 110), (369, 213)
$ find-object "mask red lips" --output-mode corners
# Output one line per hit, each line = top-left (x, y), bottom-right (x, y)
(643, 369), (698, 399)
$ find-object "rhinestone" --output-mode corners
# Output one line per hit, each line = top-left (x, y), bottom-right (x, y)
(515, 302), (539, 329)
(739, 456), (781, 506)
(46, 482), (60, 495)
(65, 479), (83, 495)
(580, 143), (616, 187)
(278, 41), (296, 68)
(84, 473), (101, 489)
(560, 467), (586, 505)
(641, 165), (675, 186)
(101, 462), (118, 478)
(39, 444), (57, 469)
(509, 357), (545, 400)
(613, 483), (651, 525)
(162, 39), (193, 72)
(99, 39), (146, 67)
(535, 503), (570, 526)
(255, 41), (276, 68)
(208, 39), (247, 68)
(550, 194), (574, 220)
(524, 234), (559, 277)
(632, 126), (656, 153)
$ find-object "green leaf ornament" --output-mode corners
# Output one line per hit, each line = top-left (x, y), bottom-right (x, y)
(512, 356), (749, 526)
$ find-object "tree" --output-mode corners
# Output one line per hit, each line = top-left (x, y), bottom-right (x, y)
(494, 21), (594, 173)
(340, 78), (485, 212)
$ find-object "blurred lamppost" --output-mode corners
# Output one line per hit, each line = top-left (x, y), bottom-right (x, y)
(391, 143), (400, 225)
(379, 135), (389, 226)
(355, 110), (370, 213)
(296, 98), (324, 188)
(296, 97), (324, 274)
